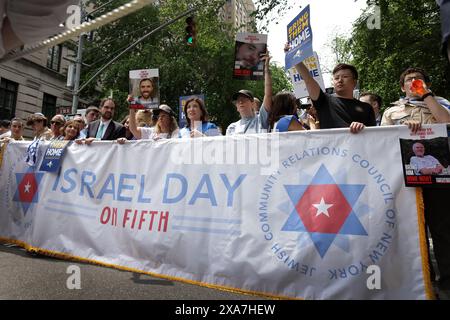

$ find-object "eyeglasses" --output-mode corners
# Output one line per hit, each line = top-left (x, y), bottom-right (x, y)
(404, 76), (425, 83)
(333, 75), (353, 81)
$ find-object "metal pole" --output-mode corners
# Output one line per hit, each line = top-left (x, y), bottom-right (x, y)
(72, 33), (85, 114)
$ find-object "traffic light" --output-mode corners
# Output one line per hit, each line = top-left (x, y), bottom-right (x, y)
(185, 16), (196, 46)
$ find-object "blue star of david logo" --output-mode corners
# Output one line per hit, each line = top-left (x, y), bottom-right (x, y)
(282, 164), (368, 258)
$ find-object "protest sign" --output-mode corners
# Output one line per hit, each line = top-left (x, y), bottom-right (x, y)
(400, 136), (450, 187)
(39, 140), (71, 172)
(233, 33), (268, 81)
(129, 69), (159, 109)
(285, 5), (313, 70)
(289, 52), (325, 98)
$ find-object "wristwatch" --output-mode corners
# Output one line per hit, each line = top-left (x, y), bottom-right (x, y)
(421, 91), (435, 100)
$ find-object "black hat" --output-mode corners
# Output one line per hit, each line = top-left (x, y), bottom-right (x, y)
(232, 90), (254, 102)
(154, 104), (175, 117)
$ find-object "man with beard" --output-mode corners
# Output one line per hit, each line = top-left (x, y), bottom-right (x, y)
(85, 98), (126, 141)
(128, 78), (159, 109)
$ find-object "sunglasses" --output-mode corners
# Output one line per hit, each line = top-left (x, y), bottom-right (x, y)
(51, 121), (63, 125)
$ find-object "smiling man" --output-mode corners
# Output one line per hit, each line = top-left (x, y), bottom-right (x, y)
(294, 61), (375, 133)
(138, 79), (156, 102)
(410, 142), (444, 175)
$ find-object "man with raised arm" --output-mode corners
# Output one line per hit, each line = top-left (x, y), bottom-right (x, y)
(381, 67), (450, 133)
(294, 59), (375, 133)
(226, 54), (272, 135)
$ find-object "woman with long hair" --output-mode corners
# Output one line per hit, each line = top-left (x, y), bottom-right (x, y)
(179, 97), (221, 138)
(127, 104), (179, 141)
(268, 92), (306, 132)
(60, 120), (81, 140)
(120, 115), (135, 140)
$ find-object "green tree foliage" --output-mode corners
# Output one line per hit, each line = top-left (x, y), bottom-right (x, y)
(80, 0), (292, 130)
(253, 0), (292, 31)
(328, 32), (353, 67)
(348, 0), (449, 111)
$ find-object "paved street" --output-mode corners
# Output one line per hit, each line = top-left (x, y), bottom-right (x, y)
(1, 243), (449, 301)
(0, 243), (263, 300)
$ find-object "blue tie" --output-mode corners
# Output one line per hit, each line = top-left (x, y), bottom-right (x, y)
(96, 123), (105, 139)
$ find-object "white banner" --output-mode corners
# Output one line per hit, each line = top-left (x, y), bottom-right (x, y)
(0, 125), (439, 299)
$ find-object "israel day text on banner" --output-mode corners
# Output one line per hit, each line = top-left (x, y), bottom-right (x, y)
(0, 126), (440, 299)
(289, 52), (325, 99)
(285, 5), (313, 70)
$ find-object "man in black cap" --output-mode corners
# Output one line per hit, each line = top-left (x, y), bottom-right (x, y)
(226, 54), (272, 135)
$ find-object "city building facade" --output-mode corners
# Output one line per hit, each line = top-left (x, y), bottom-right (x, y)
(0, 45), (76, 137)
(221, 0), (257, 33)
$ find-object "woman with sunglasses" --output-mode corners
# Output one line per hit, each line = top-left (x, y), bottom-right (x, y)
(50, 114), (66, 140)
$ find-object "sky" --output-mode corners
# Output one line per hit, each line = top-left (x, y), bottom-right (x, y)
(261, 0), (368, 87)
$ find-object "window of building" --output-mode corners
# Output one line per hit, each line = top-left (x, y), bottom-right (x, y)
(47, 45), (62, 72)
(42, 93), (57, 120)
(0, 78), (18, 120)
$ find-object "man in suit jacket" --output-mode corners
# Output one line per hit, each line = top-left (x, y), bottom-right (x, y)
(86, 98), (126, 140)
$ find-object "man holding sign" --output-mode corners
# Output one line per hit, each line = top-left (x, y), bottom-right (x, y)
(294, 61), (375, 133)
(286, 6), (375, 133)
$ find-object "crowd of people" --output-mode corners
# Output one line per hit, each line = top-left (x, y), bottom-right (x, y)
(2, 60), (448, 143)
(1, 45), (450, 295)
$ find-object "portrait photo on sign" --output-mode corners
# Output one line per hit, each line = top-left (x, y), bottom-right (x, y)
(399, 137), (450, 187)
(129, 69), (160, 109)
(233, 32), (267, 81)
